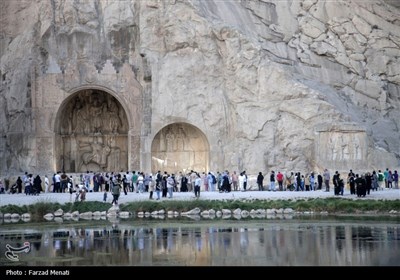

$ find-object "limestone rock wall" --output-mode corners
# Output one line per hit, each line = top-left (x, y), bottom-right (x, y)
(0, 0), (399, 176)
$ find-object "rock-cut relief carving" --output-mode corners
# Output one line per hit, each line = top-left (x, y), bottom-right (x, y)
(60, 90), (128, 172)
(63, 90), (125, 136)
(152, 124), (208, 173)
(318, 131), (366, 164)
(78, 136), (111, 171)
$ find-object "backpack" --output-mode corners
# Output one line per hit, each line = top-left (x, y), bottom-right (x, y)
(112, 182), (121, 195)
(212, 174), (216, 184)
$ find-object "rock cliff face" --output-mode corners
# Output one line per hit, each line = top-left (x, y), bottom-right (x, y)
(0, 0), (399, 176)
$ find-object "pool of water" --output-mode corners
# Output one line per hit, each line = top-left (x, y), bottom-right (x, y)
(1, 216), (399, 266)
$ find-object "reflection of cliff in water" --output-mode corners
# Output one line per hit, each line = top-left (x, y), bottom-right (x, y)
(1, 221), (399, 266)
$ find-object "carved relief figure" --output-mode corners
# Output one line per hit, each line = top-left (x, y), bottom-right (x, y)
(340, 135), (349, 160)
(320, 131), (366, 164)
(152, 124), (209, 173)
(328, 136), (337, 161)
(175, 126), (186, 151)
(107, 100), (121, 134)
(58, 90), (130, 172)
(73, 100), (90, 134)
(78, 137), (111, 171)
(90, 97), (105, 134)
(165, 128), (174, 151)
(106, 136), (121, 171)
(354, 136), (361, 160)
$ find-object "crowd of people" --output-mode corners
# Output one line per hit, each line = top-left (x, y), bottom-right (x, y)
(1, 168), (398, 204)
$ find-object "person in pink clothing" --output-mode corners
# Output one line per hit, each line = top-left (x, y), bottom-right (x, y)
(231, 171), (238, 191)
(276, 171), (284, 191)
(203, 172), (209, 191)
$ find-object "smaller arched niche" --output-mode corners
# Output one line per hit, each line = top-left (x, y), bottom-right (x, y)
(57, 89), (129, 173)
(151, 123), (209, 174)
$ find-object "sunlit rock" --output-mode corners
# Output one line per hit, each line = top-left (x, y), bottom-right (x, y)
(11, 213), (20, 220)
(119, 211), (130, 218)
(44, 213), (54, 221)
(63, 212), (72, 219)
(181, 208), (201, 215)
(54, 209), (63, 217)
(200, 210), (209, 216)
(241, 210), (250, 218)
(71, 211), (80, 217)
(233, 208), (242, 215)
(92, 211), (101, 217)
(283, 208), (294, 214)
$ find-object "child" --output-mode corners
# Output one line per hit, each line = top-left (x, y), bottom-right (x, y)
(103, 188), (108, 202)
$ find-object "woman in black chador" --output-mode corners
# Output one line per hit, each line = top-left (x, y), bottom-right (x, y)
(355, 174), (367, 197)
(16, 176), (23, 193)
(180, 174), (188, 192)
(33, 175), (42, 195)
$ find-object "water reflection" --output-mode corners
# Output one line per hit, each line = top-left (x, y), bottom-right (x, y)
(1, 220), (399, 266)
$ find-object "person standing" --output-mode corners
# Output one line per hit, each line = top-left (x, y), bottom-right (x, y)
(131, 171), (138, 192)
(180, 173), (188, 192)
(221, 171), (231, 192)
(285, 172), (294, 191)
(257, 172), (264, 191)
(166, 174), (174, 198)
(137, 172), (144, 193)
(148, 176), (154, 199)
(387, 170), (393, 189)
(348, 170), (355, 195)
(276, 171), (284, 191)
(238, 172), (245, 192)
(323, 169), (330, 192)
(44, 175), (49, 193)
(54, 172), (61, 193)
(384, 168), (389, 189)
(355, 174), (366, 197)
(155, 171), (162, 200)
(103, 188), (108, 202)
(317, 173), (323, 190)
(393, 170), (398, 189)
(338, 178), (344, 196)
(269, 171), (276, 191)
(162, 172), (168, 198)
(111, 174), (122, 205)
(24, 174), (32, 195)
(203, 172), (209, 192)
(377, 170), (385, 190)
(194, 173), (202, 198)
(333, 171), (340, 195)
(190, 170), (197, 193)
(243, 171), (248, 191)
(207, 172), (214, 192)
(16, 176), (23, 193)
(309, 172), (315, 191)
(122, 174), (128, 195)
(365, 172), (372, 195)
(371, 170), (379, 191)
(231, 171), (238, 191)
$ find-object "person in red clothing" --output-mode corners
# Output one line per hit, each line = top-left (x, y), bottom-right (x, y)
(276, 171), (284, 191)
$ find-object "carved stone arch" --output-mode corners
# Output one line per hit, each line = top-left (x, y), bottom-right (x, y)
(151, 123), (210, 174)
(54, 88), (129, 172)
